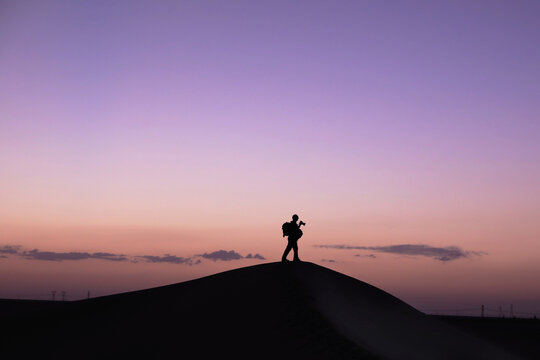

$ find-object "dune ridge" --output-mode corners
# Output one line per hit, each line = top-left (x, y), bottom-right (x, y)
(1, 262), (517, 359)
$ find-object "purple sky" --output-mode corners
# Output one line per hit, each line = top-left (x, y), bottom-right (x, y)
(1, 1), (539, 315)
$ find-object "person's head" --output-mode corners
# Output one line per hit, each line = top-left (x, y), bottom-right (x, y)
(292, 214), (299, 222)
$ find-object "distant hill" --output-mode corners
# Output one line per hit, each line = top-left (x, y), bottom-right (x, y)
(0, 262), (518, 359)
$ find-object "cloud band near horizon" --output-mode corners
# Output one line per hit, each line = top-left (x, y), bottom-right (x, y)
(0, 245), (265, 265)
(314, 244), (485, 262)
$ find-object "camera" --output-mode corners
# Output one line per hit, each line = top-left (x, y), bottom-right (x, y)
(299, 221), (306, 226)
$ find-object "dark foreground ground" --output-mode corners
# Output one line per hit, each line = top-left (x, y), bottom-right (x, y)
(434, 315), (540, 360)
(0, 263), (375, 360)
(0, 262), (536, 359)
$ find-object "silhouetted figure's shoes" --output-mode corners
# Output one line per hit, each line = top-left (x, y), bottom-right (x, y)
(293, 258), (301, 262)
(281, 259), (290, 263)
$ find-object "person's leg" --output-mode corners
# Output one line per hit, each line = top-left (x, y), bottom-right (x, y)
(282, 242), (293, 261)
(292, 241), (300, 261)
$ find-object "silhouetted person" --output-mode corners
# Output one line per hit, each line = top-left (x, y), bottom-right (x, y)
(281, 214), (305, 262)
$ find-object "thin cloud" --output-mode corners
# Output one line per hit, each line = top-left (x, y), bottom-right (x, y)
(196, 250), (266, 261)
(137, 249), (266, 265)
(92, 252), (129, 261)
(315, 244), (484, 262)
(321, 259), (336, 263)
(137, 254), (200, 265)
(22, 249), (128, 262)
(0, 245), (21, 254)
(199, 250), (243, 261)
(355, 254), (377, 259)
(245, 253), (266, 260)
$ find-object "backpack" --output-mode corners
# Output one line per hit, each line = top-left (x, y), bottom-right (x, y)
(282, 222), (292, 237)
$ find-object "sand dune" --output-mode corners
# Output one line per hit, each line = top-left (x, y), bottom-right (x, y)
(0, 262), (518, 359)
(291, 262), (516, 359)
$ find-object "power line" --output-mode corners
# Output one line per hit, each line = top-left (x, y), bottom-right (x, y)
(421, 304), (539, 319)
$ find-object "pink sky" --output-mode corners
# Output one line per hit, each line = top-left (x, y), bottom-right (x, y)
(1, 1), (539, 316)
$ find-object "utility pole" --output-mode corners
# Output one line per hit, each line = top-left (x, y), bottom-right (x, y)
(51, 290), (56, 301)
(87, 290), (90, 299)
(481, 304), (484, 317)
(510, 304), (514, 318)
(61, 291), (66, 301)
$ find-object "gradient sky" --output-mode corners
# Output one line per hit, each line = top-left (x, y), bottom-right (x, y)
(1, 1), (539, 316)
